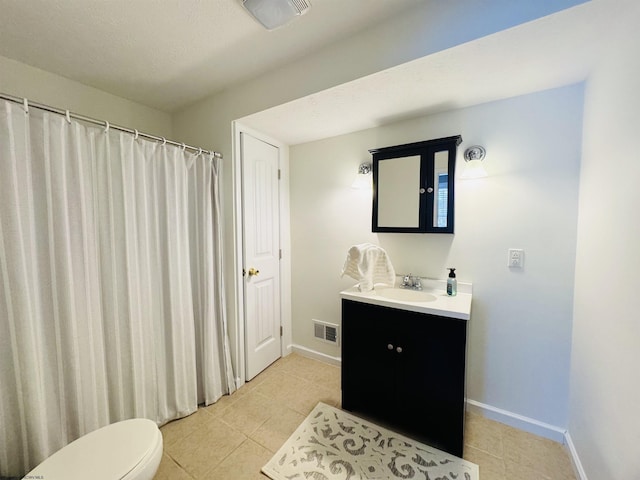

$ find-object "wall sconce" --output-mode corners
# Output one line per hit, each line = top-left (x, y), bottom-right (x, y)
(460, 145), (488, 179)
(351, 163), (372, 189)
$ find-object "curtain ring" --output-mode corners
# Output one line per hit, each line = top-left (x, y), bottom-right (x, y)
(104, 120), (110, 133)
(65, 110), (71, 124)
(181, 143), (186, 152)
(134, 129), (139, 140)
(198, 148), (203, 156)
(23, 98), (29, 114)
(162, 137), (167, 146)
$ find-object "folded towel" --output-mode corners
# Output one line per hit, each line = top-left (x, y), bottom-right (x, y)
(341, 243), (396, 292)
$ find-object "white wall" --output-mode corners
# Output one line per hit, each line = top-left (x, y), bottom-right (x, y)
(290, 84), (583, 428)
(172, 0), (586, 382)
(568, 4), (640, 478)
(0, 55), (172, 138)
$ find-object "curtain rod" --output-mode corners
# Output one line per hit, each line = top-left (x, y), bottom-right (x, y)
(0, 92), (222, 159)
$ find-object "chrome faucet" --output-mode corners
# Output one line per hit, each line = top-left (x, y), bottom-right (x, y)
(400, 274), (422, 290)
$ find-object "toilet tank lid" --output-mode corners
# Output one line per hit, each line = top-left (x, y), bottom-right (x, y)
(25, 418), (161, 480)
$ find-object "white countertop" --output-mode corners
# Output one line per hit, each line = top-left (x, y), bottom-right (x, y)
(340, 278), (472, 320)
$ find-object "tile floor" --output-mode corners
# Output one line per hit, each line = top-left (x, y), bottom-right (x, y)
(154, 353), (577, 480)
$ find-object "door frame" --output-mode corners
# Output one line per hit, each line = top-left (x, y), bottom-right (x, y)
(232, 121), (292, 388)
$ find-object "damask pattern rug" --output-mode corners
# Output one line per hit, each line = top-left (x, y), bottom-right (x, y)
(262, 402), (479, 480)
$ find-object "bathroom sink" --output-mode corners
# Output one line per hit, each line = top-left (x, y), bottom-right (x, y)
(341, 279), (471, 319)
(376, 288), (437, 302)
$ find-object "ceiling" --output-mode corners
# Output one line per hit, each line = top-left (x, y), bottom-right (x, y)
(240, 0), (609, 145)
(0, 0), (424, 112)
(1, 0), (623, 147)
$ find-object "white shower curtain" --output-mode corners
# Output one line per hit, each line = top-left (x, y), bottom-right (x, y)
(0, 99), (235, 477)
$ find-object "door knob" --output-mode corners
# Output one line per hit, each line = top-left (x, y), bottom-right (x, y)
(396, 346), (403, 353)
(387, 344), (394, 350)
(248, 267), (260, 277)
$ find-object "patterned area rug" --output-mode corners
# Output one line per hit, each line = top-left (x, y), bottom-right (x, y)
(262, 402), (479, 480)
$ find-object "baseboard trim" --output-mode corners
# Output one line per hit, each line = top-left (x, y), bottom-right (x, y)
(465, 398), (567, 443)
(289, 343), (341, 366)
(564, 432), (588, 480)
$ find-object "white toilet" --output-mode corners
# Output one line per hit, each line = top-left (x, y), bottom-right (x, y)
(22, 418), (163, 480)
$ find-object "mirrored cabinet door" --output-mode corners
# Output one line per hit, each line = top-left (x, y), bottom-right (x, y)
(371, 135), (461, 234)
(431, 149), (451, 229)
(377, 155), (421, 228)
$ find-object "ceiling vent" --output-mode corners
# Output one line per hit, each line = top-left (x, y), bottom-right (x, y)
(242, 0), (311, 30)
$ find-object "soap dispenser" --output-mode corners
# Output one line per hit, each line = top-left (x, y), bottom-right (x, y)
(447, 268), (457, 296)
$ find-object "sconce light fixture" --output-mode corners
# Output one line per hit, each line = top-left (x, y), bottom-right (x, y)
(461, 145), (488, 179)
(351, 163), (372, 189)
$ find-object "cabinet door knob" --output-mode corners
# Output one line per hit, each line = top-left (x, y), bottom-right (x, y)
(396, 346), (403, 353)
(387, 344), (394, 350)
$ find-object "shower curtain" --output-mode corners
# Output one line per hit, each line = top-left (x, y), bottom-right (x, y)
(0, 99), (235, 477)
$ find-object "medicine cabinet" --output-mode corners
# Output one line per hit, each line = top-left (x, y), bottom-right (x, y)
(370, 135), (462, 233)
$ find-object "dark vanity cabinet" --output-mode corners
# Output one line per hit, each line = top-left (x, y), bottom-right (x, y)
(371, 135), (462, 233)
(341, 299), (467, 457)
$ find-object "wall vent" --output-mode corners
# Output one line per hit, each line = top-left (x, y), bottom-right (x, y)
(313, 319), (339, 345)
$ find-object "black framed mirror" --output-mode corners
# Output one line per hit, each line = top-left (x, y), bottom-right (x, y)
(370, 135), (462, 233)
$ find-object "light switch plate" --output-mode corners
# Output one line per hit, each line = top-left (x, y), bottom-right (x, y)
(508, 248), (524, 268)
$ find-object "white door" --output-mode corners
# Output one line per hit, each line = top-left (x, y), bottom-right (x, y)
(241, 132), (282, 380)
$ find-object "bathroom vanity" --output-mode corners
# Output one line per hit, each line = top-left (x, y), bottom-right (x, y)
(340, 281), (471, 457)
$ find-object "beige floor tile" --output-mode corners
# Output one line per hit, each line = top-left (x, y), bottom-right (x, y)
(236, 359), (285, 397)
(202, 439), (273, 480)
(161, 409), (215, 448)
(154, 453), (193, 480)
(502, 425), (575, 479)
(250, 405), (306, 453)
(279, 353), (341, 390)
(166, 418), (246, 479)
(252, 367), (300, 398)
(464, 411), (504, 458)
(220, 391), (282, 436)
(255, 371), (340, 415)
(463, 445), (505, 480)
(505, 458), (554, 480)
(202, 391), (241, 418)
(505, 457), (579, 480)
